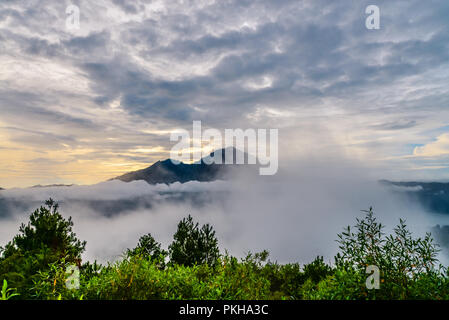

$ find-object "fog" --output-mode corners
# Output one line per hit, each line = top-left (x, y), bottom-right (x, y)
(1, 155), (447, 266)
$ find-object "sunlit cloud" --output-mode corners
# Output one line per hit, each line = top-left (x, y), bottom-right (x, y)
(414, 133), (449, 157)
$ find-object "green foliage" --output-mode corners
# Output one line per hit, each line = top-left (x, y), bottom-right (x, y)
(127, 233), (167, 266)
(168, 215), (220, 267)
(260, 256), (334, 299)
(301, 266), (449, 300)
(301, 268), (366, 300)
(3, 199), (85, 260)
(0, 199), (86, 298)
(1, 279), (20, 300)
(2, 202), (449, 300)
(303, 256), (333, 283)
(315, 207), (448, 299)
(29, 254), (272, 300)
(336, 207), (440, 274)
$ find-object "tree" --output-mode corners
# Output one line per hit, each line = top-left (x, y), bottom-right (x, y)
(0, 199), (86, 298)
(2, 199), (85, 260)
(127, 233), (167, 262)
(168, 215), (219, 266)
(335, 207), (441, 298)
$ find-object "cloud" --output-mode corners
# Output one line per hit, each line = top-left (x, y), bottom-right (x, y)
(1, 0), (449, 187)
(0, 161), (442, 264)
(388, 185), (424, 192)
(371, 120), (417, 131)
(414, 133), (449, 157)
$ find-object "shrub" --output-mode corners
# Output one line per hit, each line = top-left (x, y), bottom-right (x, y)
(1, 279), (20, 300)
(3, 202), (449, 300)
(332, 207), (445, 299)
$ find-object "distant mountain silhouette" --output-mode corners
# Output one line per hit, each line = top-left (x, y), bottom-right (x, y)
(113, 147), (256, 185)
(31, 184), (74, 188)
(432, 224), (449, 249)
(381, 180), (449, 215)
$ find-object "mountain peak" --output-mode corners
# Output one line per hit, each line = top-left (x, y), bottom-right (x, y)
(113, 147), (252, 185)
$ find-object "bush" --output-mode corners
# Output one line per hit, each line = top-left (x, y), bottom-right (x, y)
(2, 202), (449, 300)
(35, 255), (271, 300)
(329, 207), (447, 299)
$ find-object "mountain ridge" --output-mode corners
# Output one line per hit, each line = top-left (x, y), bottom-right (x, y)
(112, 147), (255, 185)
(381, 180), (449, 215)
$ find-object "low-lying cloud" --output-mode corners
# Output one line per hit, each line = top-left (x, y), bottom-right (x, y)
(1, 158), (447, 266)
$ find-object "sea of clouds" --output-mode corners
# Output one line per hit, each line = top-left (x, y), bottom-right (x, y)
(1, 157), (448, 266)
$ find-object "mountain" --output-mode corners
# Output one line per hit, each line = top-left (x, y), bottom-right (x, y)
(381, 180), (449, 215)
(31, 184), (74, 188)
(432, 225), (449, 248)
(380, 180), (449, 249)
(113, 147), (255, 185)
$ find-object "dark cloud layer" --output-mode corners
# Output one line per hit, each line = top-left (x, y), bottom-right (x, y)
(2, 0), (448, 123)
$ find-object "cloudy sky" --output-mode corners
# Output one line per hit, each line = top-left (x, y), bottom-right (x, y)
(1, 0), (449, 188)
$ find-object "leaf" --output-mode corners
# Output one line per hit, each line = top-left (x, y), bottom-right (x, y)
(2, 279), (7, 296)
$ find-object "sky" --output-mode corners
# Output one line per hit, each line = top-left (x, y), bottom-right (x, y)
(1, 0), (449, 188)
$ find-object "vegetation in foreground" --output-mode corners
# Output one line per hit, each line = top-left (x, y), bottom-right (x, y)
(0, 199), (448, 300)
